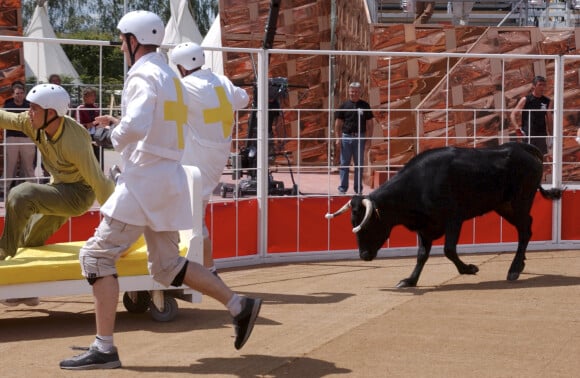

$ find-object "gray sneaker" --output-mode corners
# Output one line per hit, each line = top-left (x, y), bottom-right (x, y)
(233, 297), (262, 350)
(60, 346), (121, 370)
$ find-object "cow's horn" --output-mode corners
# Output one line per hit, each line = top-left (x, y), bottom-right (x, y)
(353, 198), (373, 233)
(325, 200), (352, 219)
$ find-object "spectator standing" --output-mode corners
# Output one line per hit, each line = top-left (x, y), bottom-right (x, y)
(414, 1), (435, 24)
(452, 1), (475, 25)
(510, 75), (553, 156)
(2, 82), (35, 194)
(170, 42), (249, 276)
(60, 11), (261, 370)
(334, 82), (374, 195)
(76, 87), (102, 166)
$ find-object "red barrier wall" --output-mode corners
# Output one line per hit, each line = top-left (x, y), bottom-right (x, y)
(561, 189), (580, 240)
(0, 188), (575, 259)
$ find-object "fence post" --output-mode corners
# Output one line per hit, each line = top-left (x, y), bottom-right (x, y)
(257, 48), (269, 257)
(552, 54), (564, 244)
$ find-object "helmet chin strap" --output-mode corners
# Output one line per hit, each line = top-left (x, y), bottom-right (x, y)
(124, 34), (140, 66)
(36, 109), (59, 142)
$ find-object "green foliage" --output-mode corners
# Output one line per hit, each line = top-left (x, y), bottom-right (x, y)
(192, 0), (219, 37)
(61, 31), (125, 86)
(22, 0), (218, 35)
(21, 0), (219, 84)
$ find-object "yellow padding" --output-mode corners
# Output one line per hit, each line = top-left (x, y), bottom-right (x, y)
(0, 238), (188, 286)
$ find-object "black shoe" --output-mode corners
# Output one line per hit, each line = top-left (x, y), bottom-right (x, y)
(60, 346), (121, 370)
(233, 297), (262, 350)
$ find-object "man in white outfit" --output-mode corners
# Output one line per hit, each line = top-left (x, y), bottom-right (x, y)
(60, 11), (262, 370)
(452, 1), (475, 25)
(171, 42), (249, 276)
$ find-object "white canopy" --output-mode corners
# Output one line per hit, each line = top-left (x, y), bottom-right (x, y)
(23, 3), (81, 84)
(163, 0), (203, 46)
(163, 0), (203, 75)
(201, 15), (223, 75)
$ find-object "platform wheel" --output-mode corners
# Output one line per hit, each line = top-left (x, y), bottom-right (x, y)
(123, 291), (151, 313)
(149, 295), (178, 322)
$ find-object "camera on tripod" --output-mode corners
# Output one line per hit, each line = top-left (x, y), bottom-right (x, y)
(221, 77), (298, 198)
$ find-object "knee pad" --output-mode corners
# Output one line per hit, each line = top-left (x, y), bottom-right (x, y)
(170, 261), (189, 287)
(86, 273), (118, 286)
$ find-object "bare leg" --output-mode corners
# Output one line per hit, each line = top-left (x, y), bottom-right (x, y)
(203, 236), (214, 268)
(93, 275), (119, 337)
(183, 261), (233, 305)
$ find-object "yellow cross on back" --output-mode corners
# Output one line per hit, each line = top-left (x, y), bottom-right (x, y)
(203, 86), (234, 138)
(164, 77), (188, 149)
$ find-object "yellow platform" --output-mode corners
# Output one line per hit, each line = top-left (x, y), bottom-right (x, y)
(0, 237), (187, 286)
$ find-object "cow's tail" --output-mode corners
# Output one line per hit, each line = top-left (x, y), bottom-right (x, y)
(538, 185), (564, 200)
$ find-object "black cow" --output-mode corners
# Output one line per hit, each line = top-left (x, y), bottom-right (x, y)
(325, 142), (563, 288)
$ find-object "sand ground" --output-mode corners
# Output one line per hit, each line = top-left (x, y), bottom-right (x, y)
(2, 250), (580, 377)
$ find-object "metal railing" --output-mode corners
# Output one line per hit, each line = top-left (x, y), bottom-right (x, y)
(1, 34), (580, 262)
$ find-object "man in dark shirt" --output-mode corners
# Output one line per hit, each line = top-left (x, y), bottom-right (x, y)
(2, 82), (35, 195)
(510, 75), (553, 156)
(334, 82), (374, 195)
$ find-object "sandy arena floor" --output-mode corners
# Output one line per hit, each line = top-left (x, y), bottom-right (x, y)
(2, 250), (580, 377)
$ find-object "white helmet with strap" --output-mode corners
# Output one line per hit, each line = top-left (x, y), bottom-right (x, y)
(170, 42), (205, 71)
(26, 84), (70, 116)
(117, 10), (164, 46)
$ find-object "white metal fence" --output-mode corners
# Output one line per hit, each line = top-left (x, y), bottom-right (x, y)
(1, 35), (580, 264)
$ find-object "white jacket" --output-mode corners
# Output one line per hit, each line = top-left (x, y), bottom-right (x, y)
(101, 52), (192, 231)
(181, 68), (249, 200)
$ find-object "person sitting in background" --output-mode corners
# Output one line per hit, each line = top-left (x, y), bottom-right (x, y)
(76, 87), (102, 166)
(2, 82), (35, 195)
(452, 1), (475, 26)
(414, 1), (435, 24)
(48, 74), (61, 85)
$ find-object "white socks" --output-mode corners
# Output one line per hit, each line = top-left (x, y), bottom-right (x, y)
(93, 335), (114, 353)
(226, 294), (243, 317)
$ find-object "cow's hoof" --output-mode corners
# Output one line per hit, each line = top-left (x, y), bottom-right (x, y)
(507, 262), (525, 281)
(395, 279), (416, 288)
(459, 264), (479, 275)
(467, 264), (479, 275)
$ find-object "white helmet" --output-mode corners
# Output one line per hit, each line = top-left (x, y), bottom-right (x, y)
(170, 42), (205, 71)
(117, 10), (164, 46)
(26, 84), (70, 117)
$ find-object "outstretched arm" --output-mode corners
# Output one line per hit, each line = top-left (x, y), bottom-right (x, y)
(510, 97), (526, 133)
